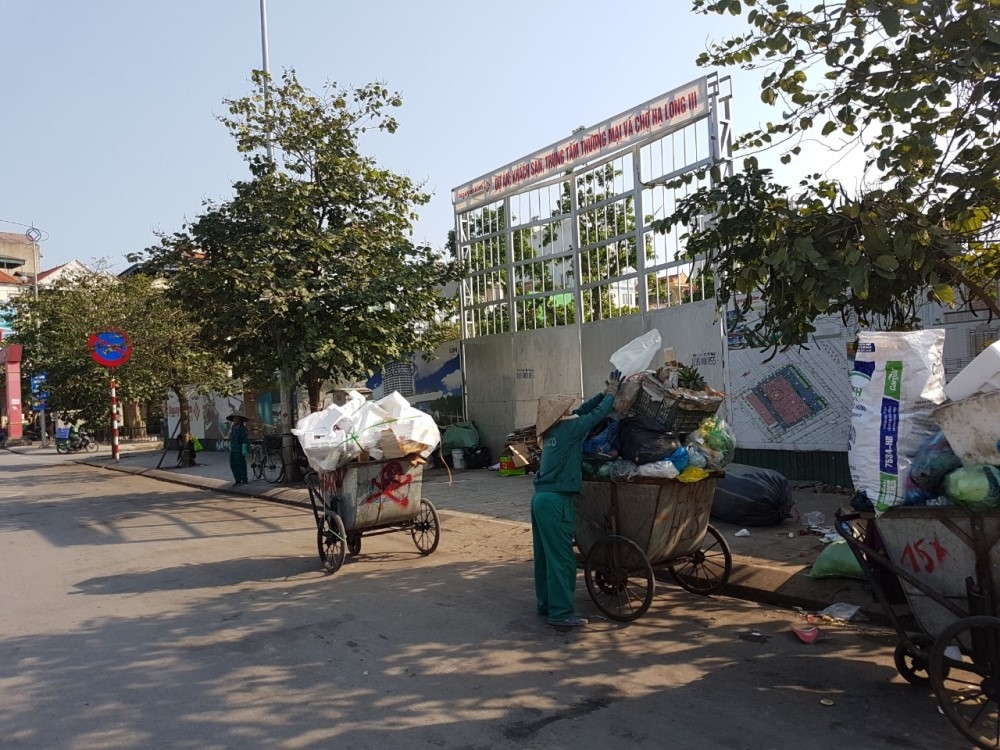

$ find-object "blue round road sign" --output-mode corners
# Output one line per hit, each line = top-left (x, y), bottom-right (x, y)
(89, 330), (133, 367)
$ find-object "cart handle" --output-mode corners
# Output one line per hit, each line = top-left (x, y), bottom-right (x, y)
(303, 472), (323, 518)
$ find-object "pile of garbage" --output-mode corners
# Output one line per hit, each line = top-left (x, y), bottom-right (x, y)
(849, 333), (1000, 513)
(580, 330), (735, 483)
(292, 390), (440, 473)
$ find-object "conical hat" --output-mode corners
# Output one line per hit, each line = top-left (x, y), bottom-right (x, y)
(226, 412), (248, 423)
(536, 394), (577, 437)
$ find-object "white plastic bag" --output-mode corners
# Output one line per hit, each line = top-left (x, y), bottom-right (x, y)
(610, 329), (662, 378)
(292, 390), (368, 471)
(293, 390), (441, 472)
(376, 392), (441, 457)
(848, 330), (946, 515)
(637, 459), (680, 479)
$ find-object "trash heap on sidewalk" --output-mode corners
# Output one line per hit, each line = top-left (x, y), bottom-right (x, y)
(849, 334), (1000, 513)
(291, 390), (440, 473)
(498, 426), (538, 476)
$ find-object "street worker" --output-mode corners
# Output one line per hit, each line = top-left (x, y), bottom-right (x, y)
(226, 413), (250, 485)
(176, 431), (199, 468)
(531, 369), (623, 629)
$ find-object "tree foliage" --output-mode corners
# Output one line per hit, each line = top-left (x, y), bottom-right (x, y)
(654, 0), (1000, 347)
(137, 70), (462, 411)
(3, 270), (232, 432)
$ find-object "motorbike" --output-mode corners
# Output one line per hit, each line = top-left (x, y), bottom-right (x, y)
(55, 430), (100, 454)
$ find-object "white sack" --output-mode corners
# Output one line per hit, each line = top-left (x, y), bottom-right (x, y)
(848, 330), (946, 515)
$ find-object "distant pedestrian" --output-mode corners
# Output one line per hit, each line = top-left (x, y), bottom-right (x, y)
(0, 423), (7, 449)
(226, 413), (250, 485)
(176, 432), (200, 467)
(531, 370), (622, 629)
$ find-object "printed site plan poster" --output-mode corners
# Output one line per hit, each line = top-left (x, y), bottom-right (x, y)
(723, 295), (855, 451)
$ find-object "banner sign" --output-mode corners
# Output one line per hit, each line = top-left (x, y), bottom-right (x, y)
(452, 76), (710, 212)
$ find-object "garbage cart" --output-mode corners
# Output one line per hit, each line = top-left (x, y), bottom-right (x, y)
(575, 475), (732, 622)
(837, 505), (1000, 750)
(304, 458), (441, 574)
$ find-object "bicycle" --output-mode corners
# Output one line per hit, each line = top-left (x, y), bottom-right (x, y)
(261, 434), (284, 483)
(248, 439), (266, 480)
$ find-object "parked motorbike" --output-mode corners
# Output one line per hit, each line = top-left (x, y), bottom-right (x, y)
(55, 430), (99, 454)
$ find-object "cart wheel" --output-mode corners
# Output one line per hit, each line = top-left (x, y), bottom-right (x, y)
(894, 634), (935, 685)
(411, 499), (440, 555)
(317, 512), (347, 574)
(347, 533), (362, 556)
(55, 441), (67, 455)
(667, 524), (733, 595)
(584, 535), (655, 622)
(929, 615), (1000, 750)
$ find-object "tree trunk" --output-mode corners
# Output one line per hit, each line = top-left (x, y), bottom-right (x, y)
(171, 386), (191, 441)
(307, 378), (323, 413)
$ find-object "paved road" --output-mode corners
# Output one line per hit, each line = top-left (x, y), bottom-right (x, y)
(0, 449), (963, 749)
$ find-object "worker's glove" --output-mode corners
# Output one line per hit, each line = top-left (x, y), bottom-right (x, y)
(605, 369), (624, 395)
(242, 444), (248, 457)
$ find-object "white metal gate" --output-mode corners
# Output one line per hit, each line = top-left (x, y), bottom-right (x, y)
(452, 75), (733, 457)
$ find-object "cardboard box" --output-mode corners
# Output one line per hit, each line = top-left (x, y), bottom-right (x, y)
(506, 442), (530, 468)
(498, 454), (526, 477)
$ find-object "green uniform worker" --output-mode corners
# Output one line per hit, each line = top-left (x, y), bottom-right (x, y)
(531, 370), (622, 629)
(226, 413), (251, 485)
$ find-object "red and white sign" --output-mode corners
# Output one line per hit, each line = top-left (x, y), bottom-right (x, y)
(452, 76), (710, 211)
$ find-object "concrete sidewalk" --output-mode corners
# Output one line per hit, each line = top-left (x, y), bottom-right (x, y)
(13, 441), (890, 622)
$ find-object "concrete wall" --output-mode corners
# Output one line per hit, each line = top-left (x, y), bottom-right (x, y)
(466, 301), (724, 460)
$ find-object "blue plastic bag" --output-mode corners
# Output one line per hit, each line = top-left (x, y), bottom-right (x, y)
(583, 418), (620, 459)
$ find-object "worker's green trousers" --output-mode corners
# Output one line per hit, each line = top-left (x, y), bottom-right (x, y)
(531, 491), (578, 621)
(229, 452), (248, 483)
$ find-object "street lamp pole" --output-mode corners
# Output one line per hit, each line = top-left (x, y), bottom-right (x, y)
(25, 227), (46, 448)
(258, 0), (293, 476)
(260, 0), (274, 162)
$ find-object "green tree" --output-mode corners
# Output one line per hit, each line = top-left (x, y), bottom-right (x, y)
(654, 0), (1000, 349)
(138, 70), (461, 411)
(4, 269), (232, 436)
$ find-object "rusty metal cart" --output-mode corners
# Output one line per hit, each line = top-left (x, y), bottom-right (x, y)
(304, 458), (440, 574)
(575, 475), (732, 621)
(837, 506), (1000, 749)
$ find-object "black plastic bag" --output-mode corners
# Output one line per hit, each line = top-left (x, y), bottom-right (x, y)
(463, 446), (493, 469)
(434, 446), (493, 470)
(617, 415), (681, 465)
(711, 464), (795, 526)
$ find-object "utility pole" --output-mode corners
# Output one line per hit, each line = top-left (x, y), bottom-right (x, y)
(26, 226), (46, 448)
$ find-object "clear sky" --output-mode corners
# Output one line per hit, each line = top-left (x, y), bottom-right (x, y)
(1, 0), (771, 273)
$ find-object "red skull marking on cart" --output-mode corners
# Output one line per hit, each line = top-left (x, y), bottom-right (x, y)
(364, 461), (414, 507)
